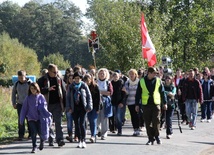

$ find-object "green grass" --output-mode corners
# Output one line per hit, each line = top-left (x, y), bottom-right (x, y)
(0, 86), (18, 144)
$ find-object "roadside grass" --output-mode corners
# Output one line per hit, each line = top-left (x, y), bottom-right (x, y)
(0, 86), (18, 145)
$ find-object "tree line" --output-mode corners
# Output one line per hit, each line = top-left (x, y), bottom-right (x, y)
(0, 0), (213, 78)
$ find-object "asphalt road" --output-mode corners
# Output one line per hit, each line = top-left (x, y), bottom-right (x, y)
(0, 112), (214, 155)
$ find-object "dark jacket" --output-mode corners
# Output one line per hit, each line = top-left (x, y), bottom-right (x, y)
(88, 84), (101, 111)
(182, 78), (203, 103)
(111, 79), (126, 106)
(37, 74), (66, 110)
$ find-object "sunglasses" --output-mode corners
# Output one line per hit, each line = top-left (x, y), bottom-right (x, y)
(52, 71), (58, 74)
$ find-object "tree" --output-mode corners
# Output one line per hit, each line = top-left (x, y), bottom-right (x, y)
(41, 52), (70, 70)
(86, 0), (144, 72)
(0, 32), (40, 77)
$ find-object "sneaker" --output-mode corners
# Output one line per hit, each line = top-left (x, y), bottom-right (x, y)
(39, 140), (44, 150)
(146, 140), (154, 145)
(31, 147), (37, 153)
(101, 136), (106, 140)
(58, 140), (65, 147)
(191, 126), (195, 130)
(77, 141), (82, 148)
(201, 119), (206, 122)
(117, 132), (122, 136)
(207, 119), (211, 123)
(82, 141), (87, 148)
(89, 137), (95, 143)
(133, 130), (140, 136)
(98, 132), (101, 137)
(66, 136), (73, 142)
(166, 134), (172, 139)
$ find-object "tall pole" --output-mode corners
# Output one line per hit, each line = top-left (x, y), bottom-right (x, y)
(88, 30), (99, 70)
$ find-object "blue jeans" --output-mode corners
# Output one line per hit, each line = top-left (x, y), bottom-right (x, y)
(28, 120), (41, 147)
(201, 101), (212, 120)
(87, 109), (98, 137)
(66, 111), (73, 135)
(113, 105), (123, 133)
(185, 99), (198, 127)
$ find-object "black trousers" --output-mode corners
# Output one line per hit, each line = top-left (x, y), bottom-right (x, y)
(142, 104), (161, 141)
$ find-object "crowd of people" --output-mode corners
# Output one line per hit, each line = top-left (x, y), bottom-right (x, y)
(11, 64), (214, 153)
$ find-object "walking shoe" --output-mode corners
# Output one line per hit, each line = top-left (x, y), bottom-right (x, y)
(166, 134), (173, 139)
(207, 119), (211, 123)
(31, 147), (37, 153)
(66, 136), (73, 142)
(39, 140), (44, 150)
(146, 140), (154, 145)
(82, 141), (87, 148)
(89, 136), (95, 143)
(58, 140), (65, 147)
(101, 136), (106, 140)
(98, 132), (101, 137)
(49, 142), (54, 146)
(201, 119), (206, 122)
(77, 141), (82, 148)
(133, 130), (140, 136)
(191, 126), (195, 130)
(117, 132), (122, 136)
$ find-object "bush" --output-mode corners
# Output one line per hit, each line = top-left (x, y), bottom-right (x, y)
(0, 78), (13, 87)
(0, 87), (17, 142)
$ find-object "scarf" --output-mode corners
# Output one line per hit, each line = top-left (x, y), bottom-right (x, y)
(73, 82), (82, 104)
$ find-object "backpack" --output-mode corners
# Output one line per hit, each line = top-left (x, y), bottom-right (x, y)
(14, 79), (31, 92)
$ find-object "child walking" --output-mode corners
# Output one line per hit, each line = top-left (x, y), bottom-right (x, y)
(20, 82), (52, 153)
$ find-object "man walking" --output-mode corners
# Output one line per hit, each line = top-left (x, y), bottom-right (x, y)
(135, 67), (167, 145)
(11, 70), (32, 140)
(38, 64), (66, 147)
(182, 69), (203, 130)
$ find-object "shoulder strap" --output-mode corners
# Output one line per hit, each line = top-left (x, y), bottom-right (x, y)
(14, 81), (19, 92)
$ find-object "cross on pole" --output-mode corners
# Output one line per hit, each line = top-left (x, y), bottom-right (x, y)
(90, 30), (97, 40)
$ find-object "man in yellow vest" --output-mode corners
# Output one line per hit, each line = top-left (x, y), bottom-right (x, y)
(135, 67), (167, 145)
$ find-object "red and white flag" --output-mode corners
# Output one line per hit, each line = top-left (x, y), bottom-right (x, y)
(141, 14), (157, 67)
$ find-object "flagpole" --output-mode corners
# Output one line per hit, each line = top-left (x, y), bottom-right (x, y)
(141, 13), (146, 69)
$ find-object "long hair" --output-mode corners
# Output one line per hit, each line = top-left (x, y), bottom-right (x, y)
(83, 73), (98, 93)
(28, 82), (41, 95)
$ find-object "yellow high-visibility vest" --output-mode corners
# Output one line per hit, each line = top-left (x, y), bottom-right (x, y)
(140, 78), (161, 105)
